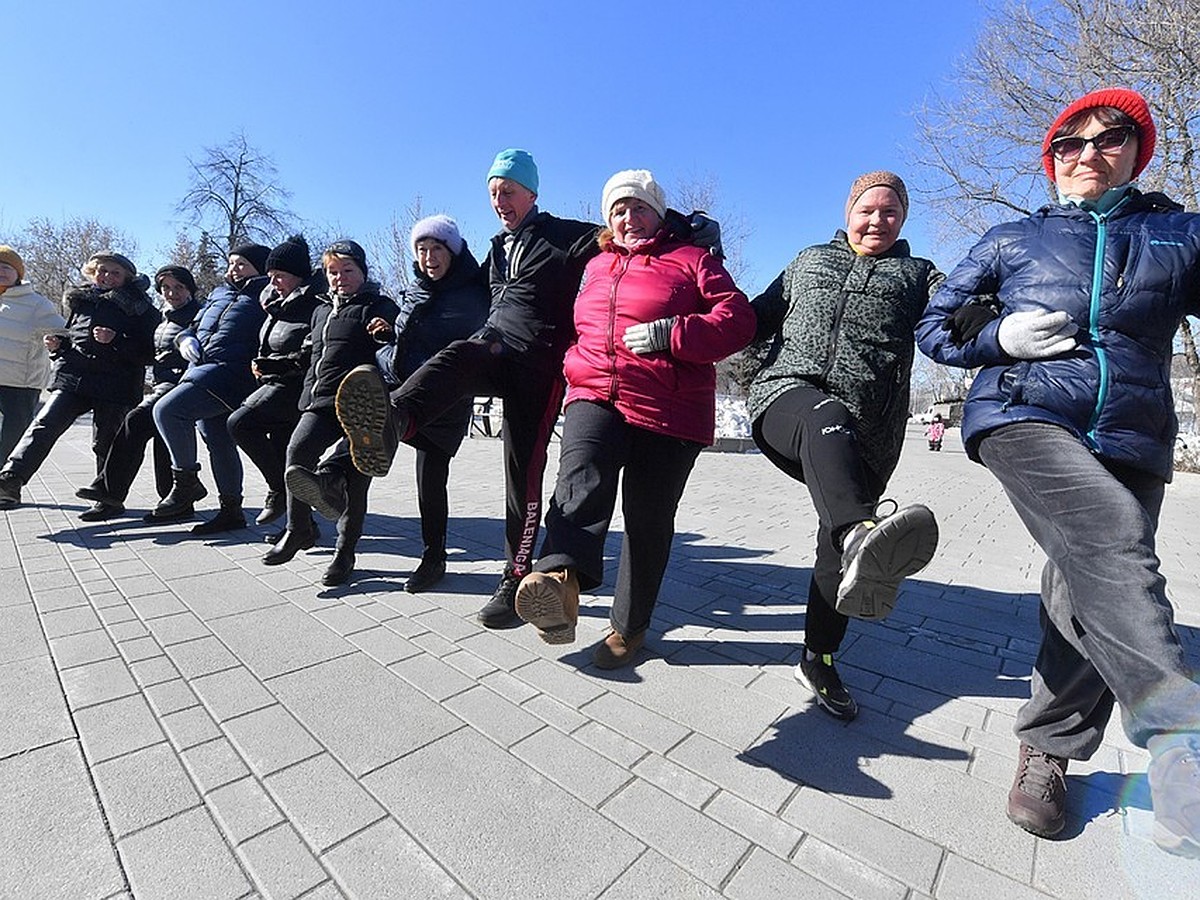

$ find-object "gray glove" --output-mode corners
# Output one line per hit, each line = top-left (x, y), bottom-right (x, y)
(622, 316), (676, 355)
(178, 335), (203, 364)
(688, 212), (723, 259)
(997, 309), (1078, 359)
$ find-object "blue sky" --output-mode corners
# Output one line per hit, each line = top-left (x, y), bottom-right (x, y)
(3, 1), (984, 293)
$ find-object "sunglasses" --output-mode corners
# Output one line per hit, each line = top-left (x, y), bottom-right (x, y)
(1048, 125), (1136, 162)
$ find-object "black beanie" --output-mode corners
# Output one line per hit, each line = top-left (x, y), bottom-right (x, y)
(265, 235), (311, 279)
(153, 265), (198, 297)
(324, 239), (369, 278)
(229, 243), (271, 276)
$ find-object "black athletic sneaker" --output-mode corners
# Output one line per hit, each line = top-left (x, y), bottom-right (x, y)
(795, 651), (858, 721)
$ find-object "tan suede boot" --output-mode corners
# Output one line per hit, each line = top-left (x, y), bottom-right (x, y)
(514, 568), (579, 644)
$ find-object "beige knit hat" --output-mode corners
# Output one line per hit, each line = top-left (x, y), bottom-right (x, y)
(0, 245), (25, 281)
(845, 171), (909, 221)
(602, 169), (667, 220)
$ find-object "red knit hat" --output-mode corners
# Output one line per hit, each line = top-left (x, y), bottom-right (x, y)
(1042, 87), (1156, 181)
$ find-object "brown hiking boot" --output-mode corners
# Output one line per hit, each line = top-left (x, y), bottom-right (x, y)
(592, 630), (646, 669)
(514, 568), (579, 644)
(1007, 742), (1068, 837)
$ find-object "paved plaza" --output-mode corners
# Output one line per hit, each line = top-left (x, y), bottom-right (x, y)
(3, 420), (1199, 899)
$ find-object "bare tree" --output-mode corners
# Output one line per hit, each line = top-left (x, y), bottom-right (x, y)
(909, 0), (1200, 406)
(364, 197), (426, 302)
(15, 216), (138, 312)
(167, 229), (224, 299)
(176, 132), (295, 254)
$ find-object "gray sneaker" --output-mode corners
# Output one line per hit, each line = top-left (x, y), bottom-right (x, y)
(1148, 732), (1200, 858)
(836, 503), (939, 620)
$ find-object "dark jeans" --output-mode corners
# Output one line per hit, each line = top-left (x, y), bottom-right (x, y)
(96, 396), (174, 501)
(392, 337), (563, 578)
(0, 386), (42, 467)
(228, 382), (302, 494)
(1, 390), (128, 484)
(413, 440), (451, 557)
(153, 382), (243, 498)
(979, 422), (1200, 756)
(753, 385), (883, 654)
(285, 409), (370, 551)
(535, 400), (702, 639)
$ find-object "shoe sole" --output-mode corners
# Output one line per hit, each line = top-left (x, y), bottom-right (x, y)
(514, 578), (575, 644)
(793, 663), (859, 720)
(1006, 807), (1065, 838)
(285, 467), (345, 521)
(335, 368), (393, 478)
(1154, 822), (1200, 859)
(836, 505), (939, 620)
(79, 506), (125, 522)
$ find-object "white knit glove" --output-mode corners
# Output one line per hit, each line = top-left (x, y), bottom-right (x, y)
(178, 335), (203, 364)
(622, 316), (676, 355)
(997, 310), (1078, 359)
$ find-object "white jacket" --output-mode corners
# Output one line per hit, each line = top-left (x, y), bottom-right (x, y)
(0, 282), (65, 389)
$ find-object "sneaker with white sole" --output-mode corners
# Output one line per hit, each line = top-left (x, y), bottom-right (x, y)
(1148, 732), (1200, 858)
(835, 502), (939, 620)
(795, 650), (858, 720)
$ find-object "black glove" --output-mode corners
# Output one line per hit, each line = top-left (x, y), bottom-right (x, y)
(941, 299), (1002, 347)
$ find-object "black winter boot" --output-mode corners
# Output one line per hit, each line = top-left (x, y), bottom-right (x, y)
(0, 472), (23, 509)
(191, 495), (247, 535)
(263, 525), (318, 565)
(285, 465), (348, 521)
(322, 545), (356, 586)
(149, 467), (208, 520)
(477, 569), (522, 628)
(255, 489), (287, 525)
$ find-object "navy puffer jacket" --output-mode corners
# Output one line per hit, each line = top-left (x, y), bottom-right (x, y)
(916, 190), (1200, 481)
(177, 276), (269, 409)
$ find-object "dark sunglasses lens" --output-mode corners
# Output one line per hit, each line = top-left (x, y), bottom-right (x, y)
(1051, 137), (1086, 159)
(1094, 127), (1131, 151)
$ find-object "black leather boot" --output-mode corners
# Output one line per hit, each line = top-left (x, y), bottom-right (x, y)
(322, 546), (356, 586)
(255, 490), (287, 525)
(149, 467), (208, 520)
(285, 465), (348, 521)
(192, 495), (247, 535)
(476, 569), (522, 628)
(263, 525), (318, 565)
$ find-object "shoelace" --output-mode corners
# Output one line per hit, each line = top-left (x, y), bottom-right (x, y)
(1019, 751), (1065, 800)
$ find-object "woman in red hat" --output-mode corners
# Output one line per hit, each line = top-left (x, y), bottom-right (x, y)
(918, 87), (1200, 856)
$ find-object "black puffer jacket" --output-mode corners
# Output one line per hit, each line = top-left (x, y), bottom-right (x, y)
(254, 280), (320, 387)
(301, 283), (400, 412)
(748, 232), (943, 483)
(378, 247), (490, 455)
(51, 278), (160, 405)
(149, 297), (202, 396)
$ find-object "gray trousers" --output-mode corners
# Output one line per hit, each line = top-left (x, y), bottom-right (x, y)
(978, 422), (1200, 757)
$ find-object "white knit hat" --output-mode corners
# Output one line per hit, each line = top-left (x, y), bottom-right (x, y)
(601, 169), (666, 220)
(410, 214), (464, 256)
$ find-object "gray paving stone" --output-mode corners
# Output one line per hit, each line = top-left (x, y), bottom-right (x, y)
(514, 657), (608, 709)
(57, 657), (139, 710)
(0, 656), (75, 756)
(602, 778), (748, 888)
(793, 835), (909, 900)
(237, 823), (327, 899)
(127, 591), (189, 620)
(181, 737), (252, 794)
(128, 654), (180, 687)
(345, 626), (422, 665)
(703, 791), (803, 859)
(206, 604), (354, 679)
(191, 665), (279, 722)
(160, 703), (224, 752)
(937, 851), (1055, 899)
(142, 678), (200, 716)
(144, 610), (211, 646)
(723, 847), (845, 900)
(390, 651), (476, 701)
(107, 619), (150, 642)
(310, 603), (379, 636)
(443, 647), (498, 680)
(633, 753), (718, 809)
(0, 742), (124, 900)
(269, 654), (460, 776)
(39, 603), (102, 638)
(458, 629), (541, 671)
(172, 569), (292, 620)
(165, 634), (241, 678)
(115, 633), (162, 663)
(224, 705), (323, 777)
(511, 725), (631, 807)
(0, 603), (47, 663)
(443, 684), (544, 747)
(574, 720), (651, 768)
(92, 741), (202, 837)
(480, 669), (541, 705)
(321, 818), (468, 899)
(410, 605), (482, 642)
(597, 850), (724, 899)
(522, 692), (590, 734)
(48, 628), (119, 669)
(581, 690), (692, 755)
(365, 728), (643, 900)
(206, 775), (287, 844)
(409, 629), (461, 658)
(119, 805), (251, 899)
(75, 693), (164, 764)
(264, 754), (386, 852)
(668, 732), (796, 813)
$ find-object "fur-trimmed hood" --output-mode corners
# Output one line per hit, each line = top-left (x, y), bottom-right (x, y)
(63, 274), (154, 318)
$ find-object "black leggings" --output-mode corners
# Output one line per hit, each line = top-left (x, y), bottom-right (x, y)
(753, 385), (883, 653)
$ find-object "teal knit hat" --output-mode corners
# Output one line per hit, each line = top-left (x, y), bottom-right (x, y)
(487, 149), (539, 195)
